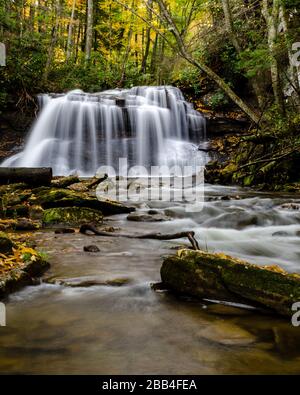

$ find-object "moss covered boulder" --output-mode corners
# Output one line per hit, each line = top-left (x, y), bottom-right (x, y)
(0, 253), (50, 299)
(42, 207), (103, 227)
(161, 249), (300, 317)
(0, 232), (14, 254)
(30, 187), (134, 215)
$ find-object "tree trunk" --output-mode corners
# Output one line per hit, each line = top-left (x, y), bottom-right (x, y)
(161, 249), (300, 317)
(66, 0), (76, 60)
(279, 4), (300, 98)
(156, 0), (260, 124)
(141, 0), (153, 73)
(221, 0), (264, 108)
(43, 0), (61, 82)
(262, 0), (285, 114)
(85, 0), (93, 63)
(0, 168), (53, 186)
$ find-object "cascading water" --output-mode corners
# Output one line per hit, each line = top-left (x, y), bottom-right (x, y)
(1, 86), (207, 176)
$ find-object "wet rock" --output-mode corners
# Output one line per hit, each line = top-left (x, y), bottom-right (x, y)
(0, 183), (28, 196)
(54, 277), (131, 287)
(0, 253), (50, 298)
(273, 325), (300, 357)
(105, 278), (131, 286)
(68, 183), (89, 192)
(0, 204), (29, 218)
(197, 322), (256, 347)
(127, 212), (171, 222)
(51, 175), (80, 188)
(14, 218), (40, 231)
(83, 245), (100, 252)
(102, 226), (117, 232)
(42, 207), (103, 227)
(0, 232), (14, 254)
(272, 231), (289, 237)
(150, 282), (169, 292)
(54, 228), (75, 234)
(280, 203), (300, 210)
(29, 205), (44, 220)
(205, 303), (253, 316)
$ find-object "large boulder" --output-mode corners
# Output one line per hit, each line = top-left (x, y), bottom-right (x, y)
(161, 249), (300, 317)
(42, 207), (103, 227)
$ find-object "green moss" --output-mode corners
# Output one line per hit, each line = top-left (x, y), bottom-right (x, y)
(30, 187), (134, 215)
(42, 207), (103, 226)
(161, 249), (300, 317)
(243, 175), (254, 186)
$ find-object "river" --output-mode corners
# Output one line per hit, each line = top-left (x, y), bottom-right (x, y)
(1, 184), (300, 374)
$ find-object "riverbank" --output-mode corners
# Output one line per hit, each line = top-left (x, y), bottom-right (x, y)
(0, 175), (136, 298)
(0, 231), (49, 298)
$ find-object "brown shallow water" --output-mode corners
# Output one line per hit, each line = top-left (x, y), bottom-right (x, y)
(1, 185), (300, 374)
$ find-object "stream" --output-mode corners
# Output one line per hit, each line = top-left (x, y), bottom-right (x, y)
(1, 184), (300, 374)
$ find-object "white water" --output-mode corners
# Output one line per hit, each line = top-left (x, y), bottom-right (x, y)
(1, 86), (206, 176)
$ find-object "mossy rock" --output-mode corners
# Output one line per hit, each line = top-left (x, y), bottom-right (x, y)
(42, 207), (103, 227)
(51, 175), (80, 188)
(161, 249), (300, 317)
(0, 232), (14, 254)
(0, 183), (29, 197)
(0, 204), (29, 218)
(0, 254), (50, 299)
(30, 187), (134, 215)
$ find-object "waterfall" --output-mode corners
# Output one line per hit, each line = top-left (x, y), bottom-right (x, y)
(1, 86), (207, 176)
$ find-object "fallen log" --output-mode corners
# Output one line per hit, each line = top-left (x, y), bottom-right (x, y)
(0, 167), (52, 186)
(79, 223), (200, 250)
(161, 249), (300, 317)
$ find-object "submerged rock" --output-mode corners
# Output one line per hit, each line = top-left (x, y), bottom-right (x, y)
(161, 249), (300, 317)
(280, 203), (300, 210)
(272, 231), (289, 237)
(127, 211), (171, 222)
(83, 245), (100, 252)
(51, 277), (131, 288)
(42, 207), (103, 227)
(54, 228), (75, 234)
(197, 321), (256, 347)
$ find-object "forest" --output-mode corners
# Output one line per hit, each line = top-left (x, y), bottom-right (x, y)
(1, 0), (300, 188)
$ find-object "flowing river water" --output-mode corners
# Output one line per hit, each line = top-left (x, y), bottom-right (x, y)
(1, 184), (300, 374)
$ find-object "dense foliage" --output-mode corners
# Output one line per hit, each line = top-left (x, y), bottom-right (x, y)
(0, 0), (300, 188)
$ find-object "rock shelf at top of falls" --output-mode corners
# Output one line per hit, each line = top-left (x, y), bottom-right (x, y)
(1, 86), (208, 176)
